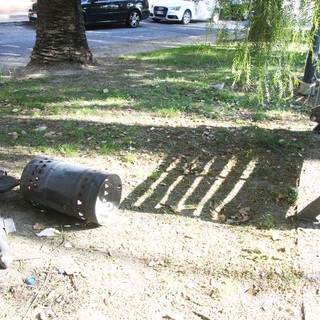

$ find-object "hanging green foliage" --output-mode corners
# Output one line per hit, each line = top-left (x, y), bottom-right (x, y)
(217, 0), (316, 104)
(248, 0), (284, 44)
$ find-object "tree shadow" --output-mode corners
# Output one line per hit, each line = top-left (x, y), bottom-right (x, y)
(120, 144), (300, 229)
(0, 118), (311, 231)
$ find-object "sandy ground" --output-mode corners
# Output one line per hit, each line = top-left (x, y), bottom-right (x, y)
(0, 15), (319, 320)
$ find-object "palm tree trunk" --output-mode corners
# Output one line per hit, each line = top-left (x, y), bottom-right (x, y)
(28, 0), (93, 67)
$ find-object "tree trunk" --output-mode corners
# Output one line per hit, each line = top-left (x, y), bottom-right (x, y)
(28, 0), (93, 67)
(302, 26), (320, 84)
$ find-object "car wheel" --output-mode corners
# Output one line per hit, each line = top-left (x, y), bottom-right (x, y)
(181, 10), (191, 25)
(126, 10), (140, 28)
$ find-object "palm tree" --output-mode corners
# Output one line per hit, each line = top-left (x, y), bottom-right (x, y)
(28, 0), (93, 67)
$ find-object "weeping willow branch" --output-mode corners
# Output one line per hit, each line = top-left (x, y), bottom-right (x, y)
(221, 0), (316, 104)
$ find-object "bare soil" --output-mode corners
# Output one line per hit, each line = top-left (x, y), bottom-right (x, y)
(0, 59), (318, 320)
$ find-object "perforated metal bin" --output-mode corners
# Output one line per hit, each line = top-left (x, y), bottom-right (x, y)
(20, 158), (122, 225)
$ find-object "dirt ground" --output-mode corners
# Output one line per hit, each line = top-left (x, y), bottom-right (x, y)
(0, 167), (302, 320)
(1, 37), (320, 319)
(0, 104), (318, 320)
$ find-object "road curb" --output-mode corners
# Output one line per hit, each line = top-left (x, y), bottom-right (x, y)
(0, 20), (30, 26)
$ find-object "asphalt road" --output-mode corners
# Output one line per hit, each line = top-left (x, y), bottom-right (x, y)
(0, 19), (222, 69)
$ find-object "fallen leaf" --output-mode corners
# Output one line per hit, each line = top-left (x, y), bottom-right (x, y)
(239, 207), (250, 214)
(10, 132), (18, 139)
(239, 214), (251, 222)
(245, 284), (259, 296)
(163, 312), (184, 320)
(43, 131), (56, 138)
(64, 267), (82, 275)
(148, 257), (165, 267)
(210, 211), (219, 220)
(32, 223), (46, 231)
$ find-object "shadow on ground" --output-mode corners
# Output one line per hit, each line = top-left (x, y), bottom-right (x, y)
(0, 119), (313, 232)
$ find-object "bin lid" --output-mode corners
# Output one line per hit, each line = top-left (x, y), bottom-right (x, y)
(0, 172), (20, 193)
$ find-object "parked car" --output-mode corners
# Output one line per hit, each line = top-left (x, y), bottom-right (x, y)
(219, 0), (250, 20)
(28, 0), (150, 28)
(28, 1), (37, 22)
(149, 0), (220, 25)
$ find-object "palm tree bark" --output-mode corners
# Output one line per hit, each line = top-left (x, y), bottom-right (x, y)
(28, 0), (93, 67)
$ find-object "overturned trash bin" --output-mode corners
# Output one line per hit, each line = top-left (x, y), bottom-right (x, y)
(20, 157), (122, 225)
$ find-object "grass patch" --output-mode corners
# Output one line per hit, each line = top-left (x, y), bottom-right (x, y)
(1, 44), (311, 122)
(0, 44), (312, 159)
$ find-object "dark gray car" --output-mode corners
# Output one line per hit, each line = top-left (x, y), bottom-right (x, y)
(81, 0), (150, 28)
(28, 0), (150, 28)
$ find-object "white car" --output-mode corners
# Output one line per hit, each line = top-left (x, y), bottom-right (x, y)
(149, 0), (220, 25)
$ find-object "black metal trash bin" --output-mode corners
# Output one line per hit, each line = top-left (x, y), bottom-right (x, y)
(20, 157), (122, 225)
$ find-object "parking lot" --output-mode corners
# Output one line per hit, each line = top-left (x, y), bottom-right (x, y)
(0, 10), (246, 70)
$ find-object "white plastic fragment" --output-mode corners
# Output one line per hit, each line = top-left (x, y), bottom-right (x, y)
(36, 228), (61, 237)
(35, 126), (47, 132)
(209, 83), (225, 90)
(64, 242), (73, 248)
